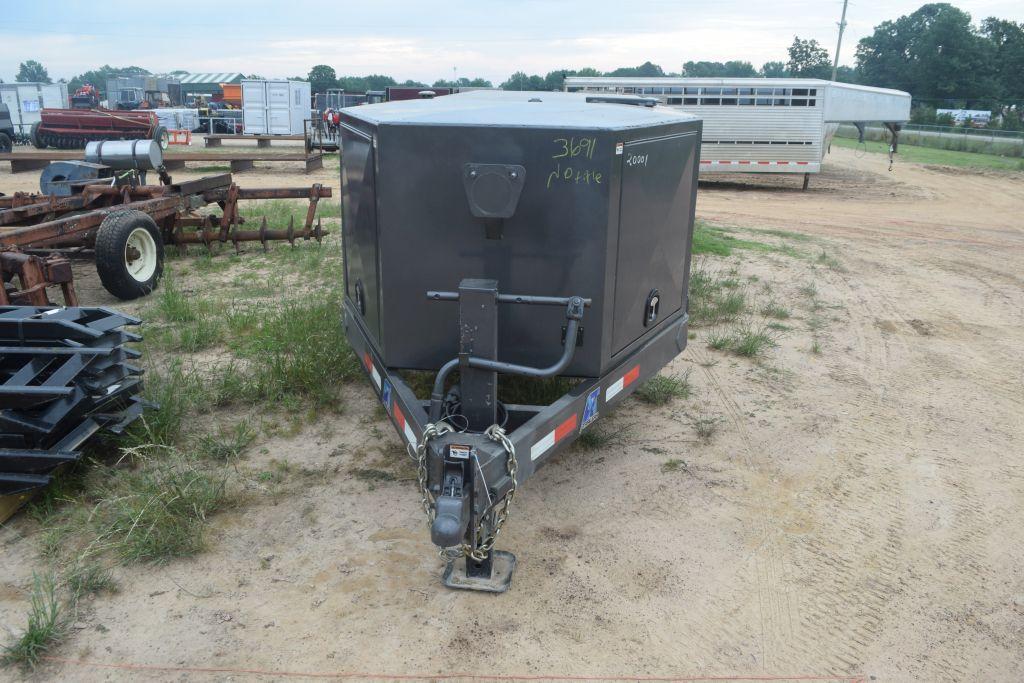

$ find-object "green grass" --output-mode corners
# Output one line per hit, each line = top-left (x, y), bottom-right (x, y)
(692, 410), (721, 443)
(759, 301), (791, 320)
(689, 262), (749, 327)
(815, 249), (845, 272)
(238, 198), (341, 228)
(191, 165), (231, 173)
(91, 459), (230, 563)
(65, 562), (117, 599)
(196, 421), (255, 461)
(1, 572), (63, 669)
(693, 222), (803, 259)
(661, 459), (689, 473)
(705, 324), (778, 358)
(832, 136), (1024, 171)
(732, 325), (778, 357)
(152, 278), (198, 323)
(635, 371), (692, 405)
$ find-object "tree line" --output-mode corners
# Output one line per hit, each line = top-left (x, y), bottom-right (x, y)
(8, 3), (1021, 128)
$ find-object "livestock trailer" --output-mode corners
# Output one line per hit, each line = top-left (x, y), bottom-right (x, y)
(241, 79), (311, 135)
(339, 90), (701, 591)
(565, 77), (910, 184)
(0, 82), (69, 135)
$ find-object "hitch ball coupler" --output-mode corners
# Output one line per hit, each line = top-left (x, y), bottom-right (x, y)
(430, 445), (472, 547)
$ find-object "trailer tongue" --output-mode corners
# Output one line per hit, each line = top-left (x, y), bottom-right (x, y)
(339, 91), (702, 592)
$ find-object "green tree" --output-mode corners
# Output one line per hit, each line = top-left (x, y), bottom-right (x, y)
(682, 61), (757, 77)
(401, 79), (428, 87)
(834, 65), (860, 83)
(981, 17), (1024, 101)
(499, 71), (545, 90)
(760, 61), (789, 78)
(855, 4), (997, 101)
(607, 61), (665, 77)
(307, 64), (337, 93)
(69, 65), (149, 98)
(786, 37), (831, 78)
(16, 60), (51, 83)
(432, 77), (492, 88)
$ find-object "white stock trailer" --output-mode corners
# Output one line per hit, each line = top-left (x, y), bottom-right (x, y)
(0, 82), (69, 135)
(564, 77), (910, 187)
(241, 79), (311, 136)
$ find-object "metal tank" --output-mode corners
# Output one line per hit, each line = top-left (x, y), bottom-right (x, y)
(85, 139), (163, 170)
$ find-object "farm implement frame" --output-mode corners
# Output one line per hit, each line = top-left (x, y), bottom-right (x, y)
(1, 174), (331, 303)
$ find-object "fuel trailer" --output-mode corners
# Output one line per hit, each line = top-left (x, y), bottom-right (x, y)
(339, 91), (701, 591)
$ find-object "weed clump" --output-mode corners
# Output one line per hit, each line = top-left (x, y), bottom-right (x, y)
(635, 371), (692, 405)
(1, 573), (63, 669)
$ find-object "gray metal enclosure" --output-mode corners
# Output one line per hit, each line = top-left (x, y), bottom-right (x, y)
(339, 91), (701, 378)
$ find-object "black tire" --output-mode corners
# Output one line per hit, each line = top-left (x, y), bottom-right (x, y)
(30, 121), (46, 149)
(152, 125), (168, 149)
(95, 210), (164, 300)
(0, 133), (11, 153)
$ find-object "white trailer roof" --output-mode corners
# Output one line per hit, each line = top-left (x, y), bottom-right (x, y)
(564, 77), (911, 123)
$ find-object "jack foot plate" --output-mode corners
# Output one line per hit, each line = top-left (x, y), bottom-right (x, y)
(442, 550), (516, 593)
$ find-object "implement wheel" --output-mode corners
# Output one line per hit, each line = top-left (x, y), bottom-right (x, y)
(30, 122), (46, 149)
(95, 210), (164, 300)
(0, 133), (11, 153)
(152, 125), (169, 150)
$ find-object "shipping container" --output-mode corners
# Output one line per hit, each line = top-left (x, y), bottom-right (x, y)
(0, 82), (69, 134)
(241, 79), (311, 135)
(564, 77), (910, 176)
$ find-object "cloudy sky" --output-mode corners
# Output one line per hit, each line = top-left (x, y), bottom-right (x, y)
(2, 0), (1022, 84)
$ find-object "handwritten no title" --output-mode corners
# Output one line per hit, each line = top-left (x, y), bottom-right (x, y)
(546, 136), (602, 189)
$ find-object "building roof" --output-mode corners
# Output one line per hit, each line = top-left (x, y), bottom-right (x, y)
(177, 72), (244, 85)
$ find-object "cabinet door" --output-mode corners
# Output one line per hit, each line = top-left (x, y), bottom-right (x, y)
(340, 126), (382, 345)
(611, 132), (698, 355)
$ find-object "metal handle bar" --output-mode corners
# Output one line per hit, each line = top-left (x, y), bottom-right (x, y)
(426, 291), (592, 307)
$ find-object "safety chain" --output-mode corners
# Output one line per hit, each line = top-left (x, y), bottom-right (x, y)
(414, 421), (518, 562)
(462, 424), (518, 561)
(415, 421), (454, 524)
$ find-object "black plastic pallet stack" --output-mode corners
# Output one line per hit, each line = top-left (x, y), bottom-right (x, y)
(0, 306), (148, 514)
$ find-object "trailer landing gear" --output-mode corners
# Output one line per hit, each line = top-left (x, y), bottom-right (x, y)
(443, 550), (517, 593)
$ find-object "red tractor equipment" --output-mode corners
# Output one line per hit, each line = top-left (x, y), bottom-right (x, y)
(70, 84), (101, 109)
(30, 108), (167, 150)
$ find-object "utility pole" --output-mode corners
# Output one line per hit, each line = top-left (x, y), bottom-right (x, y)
(831, 0), (849, 81)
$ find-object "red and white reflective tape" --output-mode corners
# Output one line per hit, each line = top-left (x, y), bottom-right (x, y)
(605, 365), (640, 401)
(530, 413), (578, 461)
(392, 403), (417, 446)
(700, 160), (810, 166)
(362, 352), (381, 390)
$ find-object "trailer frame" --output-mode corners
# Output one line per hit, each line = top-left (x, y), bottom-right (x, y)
(343, 278), (690, 592)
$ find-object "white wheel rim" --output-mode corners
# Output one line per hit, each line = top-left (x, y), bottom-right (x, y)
(125, 227), (158, 282)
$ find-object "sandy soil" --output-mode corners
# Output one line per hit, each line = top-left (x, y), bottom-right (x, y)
(1, 146), (1022, 681)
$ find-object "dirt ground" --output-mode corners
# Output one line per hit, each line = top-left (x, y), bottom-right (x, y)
(1, 145), (1023, 681)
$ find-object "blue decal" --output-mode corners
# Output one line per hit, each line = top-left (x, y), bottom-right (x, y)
(580, 386), (600, 430)
(381, 379), (392, 412)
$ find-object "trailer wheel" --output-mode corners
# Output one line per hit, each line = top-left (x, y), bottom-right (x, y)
(30, 122), (46, 149)
(0, 133), (11, 153)
(95, 210), (165, 300)
(152, 126), (169, 150)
